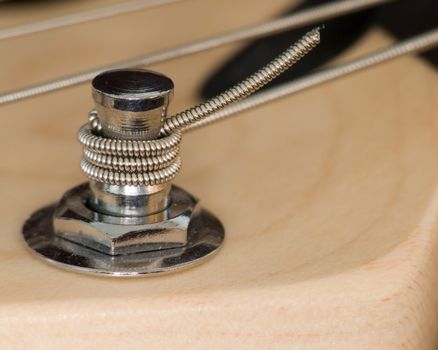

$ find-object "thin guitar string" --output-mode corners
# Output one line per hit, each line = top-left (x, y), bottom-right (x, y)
(0, 0), (183, 41)
(184, 27), (438, 132)
(0, 0), (391, 105)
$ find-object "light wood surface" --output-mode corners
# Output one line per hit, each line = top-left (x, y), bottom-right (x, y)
(1, 0), (438, 349)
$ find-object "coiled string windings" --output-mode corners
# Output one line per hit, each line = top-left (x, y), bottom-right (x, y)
(78, 121), (182, 186)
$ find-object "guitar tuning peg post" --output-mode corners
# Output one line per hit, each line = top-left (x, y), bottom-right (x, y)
(22, 69), (225, 276)
(22, 29), (320, 276)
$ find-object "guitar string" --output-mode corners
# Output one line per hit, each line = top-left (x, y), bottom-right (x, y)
(80, 29), (320, 185)
(161, 29), (320, 135)
(0, 0), (391, 106)
(184, 27), (438, 132)
(0, 0), (183, 41)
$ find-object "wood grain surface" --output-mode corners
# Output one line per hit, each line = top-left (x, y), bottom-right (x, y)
(0, 0), (437, 349)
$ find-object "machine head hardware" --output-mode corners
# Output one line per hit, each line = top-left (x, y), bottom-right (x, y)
(22, 69), (224, 277)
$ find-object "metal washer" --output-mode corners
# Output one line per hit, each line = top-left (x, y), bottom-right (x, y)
(22, 203), (224, 277)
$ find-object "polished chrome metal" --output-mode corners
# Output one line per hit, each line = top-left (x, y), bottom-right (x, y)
(0, 0), (182, 41)
(80, 71), (181, 221)
(84, 70), (181, 220)
(184, 27), (438, 132)
(161, 28), (320, 135)
(23, 197), (224, 277)
(0, 0), (391, 105)
(22, 68), (224, 276)
(92, 69), (174, 140)
(88, 181), (171, 217)
(53, 184), (197, 255)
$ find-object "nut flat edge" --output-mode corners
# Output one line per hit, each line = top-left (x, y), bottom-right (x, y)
(22, 199), (224, 277)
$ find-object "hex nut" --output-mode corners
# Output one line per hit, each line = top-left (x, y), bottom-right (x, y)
(53, 183), (199, 256)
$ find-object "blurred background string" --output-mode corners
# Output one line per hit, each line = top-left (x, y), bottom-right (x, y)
(0, 0), (391, 105)
(0, 0), (183, 41)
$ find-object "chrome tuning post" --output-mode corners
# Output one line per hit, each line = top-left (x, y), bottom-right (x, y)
(22, 29), (321, 277)
(22, 69), (225, 277)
